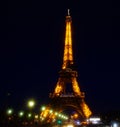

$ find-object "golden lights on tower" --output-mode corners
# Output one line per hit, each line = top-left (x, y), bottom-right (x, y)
(47, 9), (92, 120)
(62, 9), (73, 69)
(81, 103), (92, 118)
(54, 80), (63, 95)
(72, 78), (81, 96)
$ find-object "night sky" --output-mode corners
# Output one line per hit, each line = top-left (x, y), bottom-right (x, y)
(1, 0), (120, 113)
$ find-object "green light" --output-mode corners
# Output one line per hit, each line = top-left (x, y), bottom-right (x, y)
(41, 106), (46, 111)
(7, 109), (13, 115)
(58, 114), (62, 117)
(19, 111), (24, 117)
(57, 119), (62, 124)
(28, 113), (32, 118)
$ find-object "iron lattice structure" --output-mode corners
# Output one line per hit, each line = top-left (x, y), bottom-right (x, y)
(40, 10), (92, 123)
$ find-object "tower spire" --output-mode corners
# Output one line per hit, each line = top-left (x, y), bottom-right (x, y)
(68, 9), (70, 16)
(62, 9), (73, 69)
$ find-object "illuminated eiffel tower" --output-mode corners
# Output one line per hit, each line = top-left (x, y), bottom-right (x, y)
(40, 9), (92, 123)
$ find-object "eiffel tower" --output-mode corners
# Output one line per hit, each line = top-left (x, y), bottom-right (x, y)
(40, 9), (92, 123)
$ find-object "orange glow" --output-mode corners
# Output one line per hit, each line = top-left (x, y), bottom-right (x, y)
(40, 108), (50, 119)
(46, 10), (92, 121)
(54, 80), (63, 95)
(73, 113), (79, 119)
(81, 102), (92, 118)
(62, 15), (73, 69)
(72, 78), (81, 96)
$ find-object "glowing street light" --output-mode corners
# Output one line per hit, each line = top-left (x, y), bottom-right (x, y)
(27, 99), (35, 109)
(18, 111), (24, 117)
(67, 124), (74, 127)
(28, 113), (32, 118)
(41, 106), (46, 111)
(6, 108), (13, 115)
(49, 109), (53, 113)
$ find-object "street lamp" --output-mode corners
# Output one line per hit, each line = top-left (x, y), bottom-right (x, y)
(18, 111), (24, 117)
(26, 99), (36, 123)
(6, 108), (13, 115)
(27, 99), (35, 109)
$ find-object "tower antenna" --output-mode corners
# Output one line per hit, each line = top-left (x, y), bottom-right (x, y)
(68, 9), (70, 16)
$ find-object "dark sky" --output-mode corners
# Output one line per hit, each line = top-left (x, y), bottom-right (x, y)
(1, 0), (120, 113)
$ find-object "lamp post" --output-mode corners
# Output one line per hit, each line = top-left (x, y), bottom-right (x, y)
(27, 99), (35, 109)
(27, 99), (36, 124)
